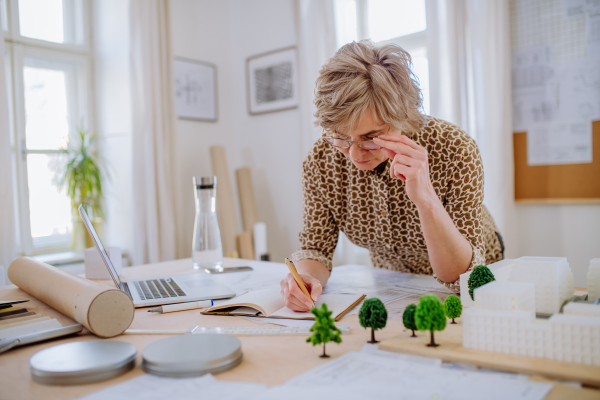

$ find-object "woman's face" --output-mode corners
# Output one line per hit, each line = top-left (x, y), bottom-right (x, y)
(332, 111), (395, 170)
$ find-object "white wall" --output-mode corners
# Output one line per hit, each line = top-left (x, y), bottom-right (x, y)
(514, 205), (600, 287)
(168, 0), (303, 263)
(229, 0), (304, 264)
(169, 0), (236, 259)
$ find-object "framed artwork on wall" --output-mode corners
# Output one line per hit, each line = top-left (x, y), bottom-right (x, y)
(174, 58), (217, 122)
(246, 46), (299, 115)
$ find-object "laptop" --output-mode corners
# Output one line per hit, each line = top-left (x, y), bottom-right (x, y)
(78, 205), (236, 307)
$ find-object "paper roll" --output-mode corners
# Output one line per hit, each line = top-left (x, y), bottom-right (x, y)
(253, 222), (267, 260)
(8, 257), (134, 338)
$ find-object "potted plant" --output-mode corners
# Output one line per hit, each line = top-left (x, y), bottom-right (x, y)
(59, 129), (106, 251)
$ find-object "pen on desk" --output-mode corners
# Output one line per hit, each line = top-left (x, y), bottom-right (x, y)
(148, 300), (213, 314)
(284, 258), (315, 308)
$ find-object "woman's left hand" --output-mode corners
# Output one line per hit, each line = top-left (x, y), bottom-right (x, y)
(373, 133), (437, 207)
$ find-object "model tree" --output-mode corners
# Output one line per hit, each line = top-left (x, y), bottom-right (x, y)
(307, 303), (342, 358)
(467, 265), (496, 300)
(358, 298), (388, 343)
(443, 294), (462, 324)
(402, 304), (418, 337)
(415, 294), (447, 347)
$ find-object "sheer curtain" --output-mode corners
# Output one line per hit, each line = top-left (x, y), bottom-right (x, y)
(0, 27), (16, 280)
(427, 0), (515, 256)
(295, 0), (337, 156)
(129, 0), (179, 264)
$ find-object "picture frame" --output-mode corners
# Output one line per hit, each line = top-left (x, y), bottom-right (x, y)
(246, 46), (299, 115)
(174, 57), (218, 122)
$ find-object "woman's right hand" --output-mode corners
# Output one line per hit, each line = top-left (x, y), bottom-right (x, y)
(279, 273), (323, 312)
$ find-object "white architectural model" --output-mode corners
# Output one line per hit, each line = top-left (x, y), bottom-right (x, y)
(459, 257), (574, 313)
(473, 281), (535, 312)
(463, 281), (600, 366)
(508, 257), (574, 314)
(563, 302), (600, 318)
(588, 259), (600, 300)
(459, 259), (514, 307)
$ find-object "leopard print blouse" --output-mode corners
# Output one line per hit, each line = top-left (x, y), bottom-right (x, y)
(291, 116), (503, 293)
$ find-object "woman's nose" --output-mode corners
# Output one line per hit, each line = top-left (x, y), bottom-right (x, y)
(349, 142), (367, 158)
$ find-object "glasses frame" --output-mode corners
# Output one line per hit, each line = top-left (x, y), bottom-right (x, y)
(321, 127), (389, 150)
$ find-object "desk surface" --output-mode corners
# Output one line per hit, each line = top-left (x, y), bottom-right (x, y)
(0, 258), (597, 400)
(0, 258), (413, 400)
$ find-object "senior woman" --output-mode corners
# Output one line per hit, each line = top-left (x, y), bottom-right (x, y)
(280, 40), (503, 312)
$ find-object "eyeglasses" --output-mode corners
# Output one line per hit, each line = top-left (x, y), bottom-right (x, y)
(322, 127), (389, 150)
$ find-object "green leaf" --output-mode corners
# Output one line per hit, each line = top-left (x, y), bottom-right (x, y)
(358, 298), (387, 331)
(306, 303), (342, 348)
(467, 265), (495, 300)
(402, 304), (418, 331)
(414, 294), (446, 332)
(443, 294), (462, 319)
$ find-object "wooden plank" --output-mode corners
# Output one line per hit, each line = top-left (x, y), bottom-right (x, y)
(210, 146), (239, 257)
(235, 167), (258, 232)
(236, 231), (255, 260)
(515, 198), (600, 205)
(379, 320), (600, 387)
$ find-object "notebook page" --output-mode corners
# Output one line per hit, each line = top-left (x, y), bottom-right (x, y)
(208, 290), (285, 316)
(270, 294), (362, 319)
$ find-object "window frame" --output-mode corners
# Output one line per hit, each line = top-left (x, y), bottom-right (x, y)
(4, 0), (95, 256)
(355, 0), (430, 114)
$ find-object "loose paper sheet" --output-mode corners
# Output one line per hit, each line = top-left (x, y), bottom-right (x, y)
(272, 351), (553, 400)
(512, 41), (598, 166)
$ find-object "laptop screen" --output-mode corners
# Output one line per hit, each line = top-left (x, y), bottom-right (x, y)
(78, 205), (122, 289)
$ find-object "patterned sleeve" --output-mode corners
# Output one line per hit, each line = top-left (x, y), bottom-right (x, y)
(433, 137), (486, 292)
(290, 152), (339, 273)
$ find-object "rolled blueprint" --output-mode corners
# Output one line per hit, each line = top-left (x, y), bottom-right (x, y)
(8, 257), (134, 338)
(253, 222), (267, 261)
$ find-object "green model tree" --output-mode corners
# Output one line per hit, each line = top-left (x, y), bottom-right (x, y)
(307, 304), (342, 358)
(443, 294), (462, 324)
(358, 298), (388, 343)
(415, 294), (446, 347)
(467, 265), (496, 300)
(402, 304), (418, 337)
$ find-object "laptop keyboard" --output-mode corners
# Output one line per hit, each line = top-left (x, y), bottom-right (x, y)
(133, 278), (187, 300)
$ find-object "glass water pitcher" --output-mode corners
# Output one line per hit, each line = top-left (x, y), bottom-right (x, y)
(192, 176), (223, 270)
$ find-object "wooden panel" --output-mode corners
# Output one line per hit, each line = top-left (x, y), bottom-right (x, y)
(379, 320), (600, 387)
(236, 232), (255, 260)
(235, 167), (258, 232)
(514, 121), (600, 202)
(210, 146), (239, 257)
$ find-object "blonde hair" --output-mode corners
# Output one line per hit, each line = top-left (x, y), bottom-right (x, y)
(314, 40), (425, 135)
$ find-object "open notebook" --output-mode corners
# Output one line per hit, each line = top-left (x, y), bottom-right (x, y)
(201, 290), (365, 321)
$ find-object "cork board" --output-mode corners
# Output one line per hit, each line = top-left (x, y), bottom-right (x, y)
(513, 120), (600, 204)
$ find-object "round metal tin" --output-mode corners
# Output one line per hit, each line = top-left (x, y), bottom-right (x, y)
(30, 340), (137, 385)
(141, 334), (242, 377)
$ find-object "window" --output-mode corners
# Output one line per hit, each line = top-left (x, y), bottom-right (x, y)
(333, 0), (429, 115)
(3, 0), (92, 256)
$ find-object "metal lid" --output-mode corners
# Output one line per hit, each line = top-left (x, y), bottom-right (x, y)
(141, 334), (242, 377)
(194, 176), (217, 189)
(30, 341), (137, 385)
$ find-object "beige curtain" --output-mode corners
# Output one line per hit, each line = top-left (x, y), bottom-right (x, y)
(0, 26), (16, 279)
(427, 0), (515, 256)
(129, 0), (179, 264)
